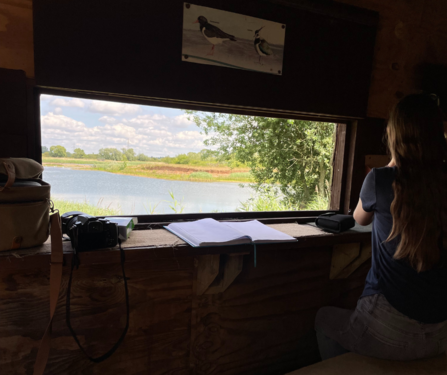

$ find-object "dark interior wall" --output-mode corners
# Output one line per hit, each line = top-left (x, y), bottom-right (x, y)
(32, 0), (377, 120)
(334, 0), (447, 119)
(0, 69), (28, 157)
(1, 0), (447, 161)
(2, 0), (447, 116)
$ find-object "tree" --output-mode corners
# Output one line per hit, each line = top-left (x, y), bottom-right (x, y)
(73, 148), (86, 158)
(85, 153), (99, 159)
(49, 145), (67, 158)
(121, 148), (136, 161)
(188, 111), (336, 208)
(98, 148), (123, 161)
(137, 153), (151, 161)
(42, 146), (48, 153)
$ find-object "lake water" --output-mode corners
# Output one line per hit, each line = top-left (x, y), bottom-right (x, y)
(43, 167), (255, 214)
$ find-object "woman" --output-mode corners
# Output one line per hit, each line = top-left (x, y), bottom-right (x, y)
(315, 93), (447, 361)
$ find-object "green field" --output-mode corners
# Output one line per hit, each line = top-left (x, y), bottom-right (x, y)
(43, 157), (254, 183)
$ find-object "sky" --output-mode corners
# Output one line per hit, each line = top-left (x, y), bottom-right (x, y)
(40, 95), (209, 157)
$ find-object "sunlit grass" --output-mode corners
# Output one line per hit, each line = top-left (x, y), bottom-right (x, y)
(188, 171), (214, 181)
(52, 198), (121, 216)
(237, 191), (329, 211)
(221, 172), (254, 182)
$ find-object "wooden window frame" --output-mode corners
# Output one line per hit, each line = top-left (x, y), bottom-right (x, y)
(35, 87), (353, 224)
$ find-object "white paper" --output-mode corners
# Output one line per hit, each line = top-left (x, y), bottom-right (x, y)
(165, 218), (296, 247)
(223, 220), (296, 243)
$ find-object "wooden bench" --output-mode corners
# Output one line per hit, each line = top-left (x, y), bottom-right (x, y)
(286, 353), (446, 375)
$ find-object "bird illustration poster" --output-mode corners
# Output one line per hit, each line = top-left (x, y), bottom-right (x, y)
(182, 3), (286, 75)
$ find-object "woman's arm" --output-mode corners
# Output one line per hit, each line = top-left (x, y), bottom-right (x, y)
(353, 198), (374, 226)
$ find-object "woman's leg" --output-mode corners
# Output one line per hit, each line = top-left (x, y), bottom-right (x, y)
(317, 294), (447, 361)
(314, 306), (353, 360)
(315, 324), (349, 360)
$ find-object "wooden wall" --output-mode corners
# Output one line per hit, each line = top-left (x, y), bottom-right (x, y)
(0, 243), (370, 375)
(2, 0), (447, 119)
(0, 1), (446, 373)
(0, 0), (33, 77)
(334, 0), (447, 119)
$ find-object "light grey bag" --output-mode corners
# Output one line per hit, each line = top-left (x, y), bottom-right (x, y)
(0, 157), (51, 251)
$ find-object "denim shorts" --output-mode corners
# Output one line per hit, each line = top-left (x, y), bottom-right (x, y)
(315, 294), (447, 361)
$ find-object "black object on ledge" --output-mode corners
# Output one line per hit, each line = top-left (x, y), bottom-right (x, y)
(315, 213), (356, 233)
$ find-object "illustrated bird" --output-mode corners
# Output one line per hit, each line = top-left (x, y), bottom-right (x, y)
(254, 26), (273, 64)
(194, 16), (237, 55)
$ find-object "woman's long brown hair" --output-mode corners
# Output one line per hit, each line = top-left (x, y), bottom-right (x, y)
(387, 93), (447, 272)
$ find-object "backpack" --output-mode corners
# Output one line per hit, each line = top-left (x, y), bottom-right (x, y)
(0, 157), (63, 375)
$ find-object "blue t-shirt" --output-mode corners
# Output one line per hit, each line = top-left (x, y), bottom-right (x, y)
(360, 166), (447, 324)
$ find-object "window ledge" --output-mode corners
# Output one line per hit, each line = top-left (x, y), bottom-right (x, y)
(0, 223), (371, 270)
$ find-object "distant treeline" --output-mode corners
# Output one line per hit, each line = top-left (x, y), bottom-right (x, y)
(41, 145), (244, 167)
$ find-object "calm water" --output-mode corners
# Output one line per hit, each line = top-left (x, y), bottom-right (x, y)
(43, 167), (255, 214)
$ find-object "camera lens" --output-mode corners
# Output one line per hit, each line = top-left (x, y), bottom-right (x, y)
(88, 221), (103, 233)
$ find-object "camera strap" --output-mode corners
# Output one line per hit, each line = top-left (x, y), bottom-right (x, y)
(65, 239), (130, 363)
(33, 211), (64, 375)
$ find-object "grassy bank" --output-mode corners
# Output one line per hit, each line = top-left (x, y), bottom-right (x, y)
(52, 198), (121, 216)
(43, 157), (253, 183)
(52, 189), (329, 217)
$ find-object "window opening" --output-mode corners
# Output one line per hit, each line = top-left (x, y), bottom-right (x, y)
(40, 94), (340, 217)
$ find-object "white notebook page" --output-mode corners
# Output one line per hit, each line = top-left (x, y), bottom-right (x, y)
(166, 218), (250, 246)
(222, 220), (297, 243)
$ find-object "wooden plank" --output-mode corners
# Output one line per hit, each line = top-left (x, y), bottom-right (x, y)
(190, 246), (371, 375)
(196, 254), (220, 295)
(286, 352), (446, 375)
(206, 254), (245, 294)
(335, 242), (372, 279)
(0, 227), (372, 271)
(330, 123), (347, 210)
(330, 243), (361, 280)
(343, 120), (357, 214)
(0, 257), (194, 375)
(1, 237), (372, 375)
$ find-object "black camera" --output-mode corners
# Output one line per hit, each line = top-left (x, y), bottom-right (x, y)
(61, 211), (118, 251)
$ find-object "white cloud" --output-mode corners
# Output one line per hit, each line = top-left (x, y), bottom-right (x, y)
(50, 98), (85, 108)
(99, 116), (118, 124)
(123, 113), (193, 130)
(176, 131), (206, 140)
(41, 112), (208, 156)
(88, 100), (142, 116)
(41, 112), (87, 133)
(54, 107), (63, 114)
(174, 114), (194, 128)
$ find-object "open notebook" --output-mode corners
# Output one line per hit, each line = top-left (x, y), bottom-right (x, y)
(164, 218), (297, 247)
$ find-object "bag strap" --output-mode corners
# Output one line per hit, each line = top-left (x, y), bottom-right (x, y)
(33, 212), (64, 375)
(0, 160), (16, 192)
(65, 239), (129, 363)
